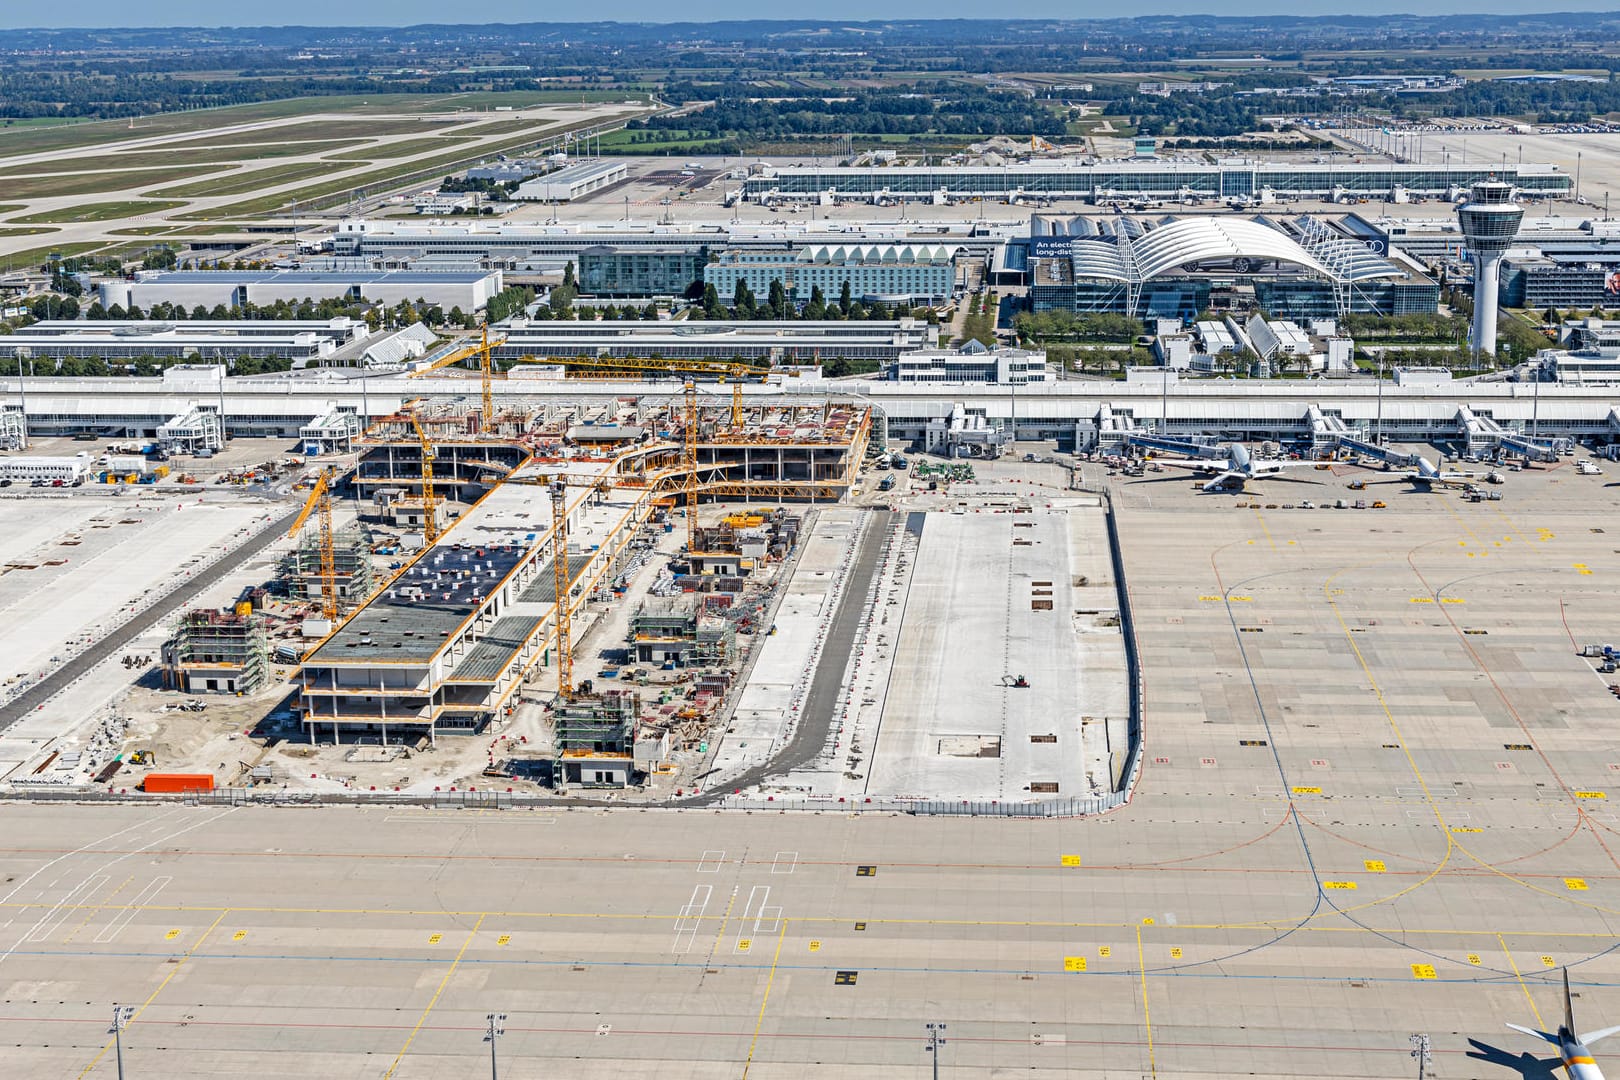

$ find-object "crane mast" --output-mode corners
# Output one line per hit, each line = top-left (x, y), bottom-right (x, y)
(404, 411), (438, 545)
(549, 479), (574, 703)
(286, 467), (339, 622)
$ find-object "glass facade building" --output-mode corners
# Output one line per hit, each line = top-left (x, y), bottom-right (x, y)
(742, 163), (1572, 202)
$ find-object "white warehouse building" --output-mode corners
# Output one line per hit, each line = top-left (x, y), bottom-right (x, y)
(98, 270), (504, 313)
(512, 160), (628, 203)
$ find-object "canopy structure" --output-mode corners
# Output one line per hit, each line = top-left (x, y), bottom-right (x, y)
(1045, 215), (1405, 315)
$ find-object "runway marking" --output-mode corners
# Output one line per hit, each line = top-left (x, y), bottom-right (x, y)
(1137, 923), (1157, 1078)
(671, 884), (711, 954)
(74, 908), (228, 1079)
(381, 913), (485, 1080)
(739, 917), (790, 1080)
(0, 809), (188, 933)
(770, 851), (797, 874)
(697, 850), (725, 872)
(25, 875), (106, 943)
(93, 876), (168, 943)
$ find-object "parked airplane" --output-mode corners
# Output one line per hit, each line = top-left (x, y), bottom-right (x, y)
(1125, 434), (1312, 492)
(1507, 968), (1620, 1080)
(1386, 456), (1476, 491)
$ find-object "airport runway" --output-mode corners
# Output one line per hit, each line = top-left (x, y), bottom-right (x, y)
(5, 473), (1620, 1078)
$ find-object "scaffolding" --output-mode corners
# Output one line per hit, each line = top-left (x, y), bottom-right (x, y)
(161, 609), (269, 695)
(280, 527), (375, 608)
(0, 408), (25, 451)
(553, 688), (640, 789)
(630, 597), (736, 667)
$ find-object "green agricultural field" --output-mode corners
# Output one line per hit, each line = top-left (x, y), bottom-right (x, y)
(10, 201), (187, 224)
(2, 166), (231, 200)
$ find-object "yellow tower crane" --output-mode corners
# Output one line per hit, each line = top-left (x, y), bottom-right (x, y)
(402, 410), (439, 545)
(406, 327), (504, 432)
(683, 379), (700, 556)
(541, 473), (615, 703)
(548, 477), (576, 703)
(286, 467), (338, 622)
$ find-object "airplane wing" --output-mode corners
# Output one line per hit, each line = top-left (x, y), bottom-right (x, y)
(1580, 1025), (1620, 1046)
(1160, 458), (1234, 473)
(1202, 472), (1245, 492)
(1506, 1022), (1561, 1046)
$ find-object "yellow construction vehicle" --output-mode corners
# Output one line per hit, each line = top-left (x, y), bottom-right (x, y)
(286, 466), (339, 622)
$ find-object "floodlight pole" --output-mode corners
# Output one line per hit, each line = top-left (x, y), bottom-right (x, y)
(485, 1012), (507, 1080)
(110, 1004), (134, 1080)
(1410, 1032), (1431, 1079)
(925, 1022), (947, 1080)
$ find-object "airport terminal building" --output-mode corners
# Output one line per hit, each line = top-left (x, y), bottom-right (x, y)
(740, 161), (1572, 204)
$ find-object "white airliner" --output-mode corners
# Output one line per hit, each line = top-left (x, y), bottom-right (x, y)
(1126, 434), (1309, 492)
(1508, 969), (1620, 1080)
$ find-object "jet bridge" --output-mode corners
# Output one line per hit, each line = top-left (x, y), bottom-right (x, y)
(1336, 435), (1421, 470)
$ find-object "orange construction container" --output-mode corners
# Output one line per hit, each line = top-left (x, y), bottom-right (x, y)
(142, 773), (215, 794)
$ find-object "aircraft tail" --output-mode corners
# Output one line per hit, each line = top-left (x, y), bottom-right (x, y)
(1568, 968), (1578, 1037)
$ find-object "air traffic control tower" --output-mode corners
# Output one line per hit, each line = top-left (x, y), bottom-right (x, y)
(1457, 179), (1524, 359)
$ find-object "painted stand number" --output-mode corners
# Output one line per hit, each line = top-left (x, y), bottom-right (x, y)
(1543, 956), (1557, 967)
(1063, 957), (1087, 972)
(428, 934), (443, 944)
(1577, 792), (1608, 800)
(1468, 954), (1482, 965)
(1412, 964), (1437, 979)
(1365, 860), (1386, 872)
(1170, 947), (1183, 959)
(497, 935), (512, 945)
(809, 941), (821, 952)
(165, 929), (180, 940)
(1099, 946), (1111, 958)
(738, 939), (752, 952)
(1324, 881), (1358, 890)
(1292, 786), (1321, 795)
(1060, 855), (1082, 867)
(856, 865), (877, 877)
(835, 971), (858, 986)
(1567, 878), (1589, 891)
(232, 931), (247, 941)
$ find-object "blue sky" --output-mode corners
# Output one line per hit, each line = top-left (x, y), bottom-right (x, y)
(11, 2), (1620, 27)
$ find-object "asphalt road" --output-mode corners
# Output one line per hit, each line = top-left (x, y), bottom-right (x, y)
(0, 504), (300, 733)
(692, 509), (893, 800)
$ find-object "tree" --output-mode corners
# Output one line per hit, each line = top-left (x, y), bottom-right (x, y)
(838, 279), (853, 317)
(192, 305), (209, 321)
(806, 285), (827, 321)
(732, 279), (757, 319)
(107, 304), (127, 320)
(563, 261), (576, 288)
(702, 282), (724, 319)
(86, 302), (107, 320)
(767, 278), (789, 320)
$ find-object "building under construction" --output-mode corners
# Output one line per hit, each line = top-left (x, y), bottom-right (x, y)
(294, 393), (870, 743)
(552, 688), (642, 789)
(630, 597), (736, 667)
(161, 609), (269, 695)
(279, 528), (375, 607)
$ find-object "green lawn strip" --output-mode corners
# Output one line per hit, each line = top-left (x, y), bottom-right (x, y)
(3, 166), (232, 200)
(9, 200), (187, 224)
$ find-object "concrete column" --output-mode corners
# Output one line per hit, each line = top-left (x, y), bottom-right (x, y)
(1473, 252), (1503, 359)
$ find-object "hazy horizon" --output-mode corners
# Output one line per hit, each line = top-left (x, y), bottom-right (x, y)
(9, 3), (1620, 28)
